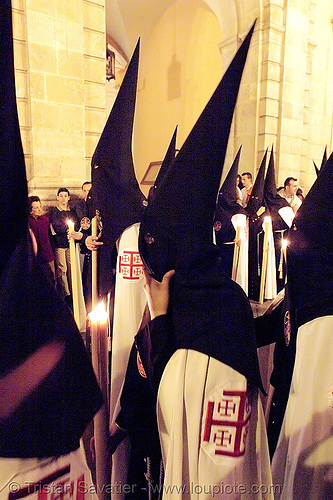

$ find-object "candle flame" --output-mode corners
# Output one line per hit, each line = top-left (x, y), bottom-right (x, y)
(89, 302), (108, 324)
(282, 239), (288, 249)
(67, 219), (74, 228)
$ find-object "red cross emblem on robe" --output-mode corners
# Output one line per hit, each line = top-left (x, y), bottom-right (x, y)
(202, 387), (251, 459)
(118, 249), (144, 281)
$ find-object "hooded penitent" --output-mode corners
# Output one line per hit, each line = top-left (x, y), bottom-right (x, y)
(264, 147), (294, 292)
(264, 147), (293, 228)
(109, 129), (178, 500)
(272, 153), (333, 499)
(246, 149), (267, 300)
(139, 22), (262, 388)
(214, 145), (246, 244)
(0, 0), (102, 458)
(92, 39), (147, 296)
(214, 146), (248, 291)
(139, 24), (275, 495)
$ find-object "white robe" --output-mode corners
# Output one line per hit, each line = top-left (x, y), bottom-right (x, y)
(109, 223), (147, 500)
(263, 217), (276, 301)
(231, 213), (248, 295)
(157, 350), (273, 499)
(0, 443), (96, 500)
(272, 315), (333, 500)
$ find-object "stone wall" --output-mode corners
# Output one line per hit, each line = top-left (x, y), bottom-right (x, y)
(12, 0), (106, 203)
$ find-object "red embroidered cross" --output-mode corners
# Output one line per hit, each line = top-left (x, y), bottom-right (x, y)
(203, 390), (251, 457)
(118, 251), (144, 280)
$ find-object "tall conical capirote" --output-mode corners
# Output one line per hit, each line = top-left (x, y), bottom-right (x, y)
(313, 147), (328, 178)
(91, 39), (147, 294)
(246, 148), (268, 216)
(293, 152), (333, 251)
(148, 126), (178, 202)
(214, 145), (246, 237)
(0, 0), (102, 458)
(264, 146), (289, 211)
(286, 152), (333, 331)
(139, 22), (256, 281)
(214, 146), (246, 269)
(218, 145), (243, 209)
(313, 160), (320, 177)
(321, 145), (327, 170)
(0, 0), (28, 275)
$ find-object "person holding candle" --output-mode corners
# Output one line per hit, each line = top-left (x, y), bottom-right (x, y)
(48, 187), (78, 303)
(72, 181), (94, 309)
(263, 149), (295, 293)
(272, 154), (333, 499)
(213, 146), (248, 294)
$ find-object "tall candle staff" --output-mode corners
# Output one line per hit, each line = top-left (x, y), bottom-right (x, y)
(67, 219), (80, 327)
(259, 216), (271, 304)
(89, 302), (110, 500)
(231, 224), (242, 281)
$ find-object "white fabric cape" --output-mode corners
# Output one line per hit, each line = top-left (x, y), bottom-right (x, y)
(109, 223), (147, 500)
(263, 218), (277, 301)
(278, 206), (294, 229)
(272, 315), (333, 500)
(157, 349), (274, 499)
(0, 443), (96, 500)
(231, 213), (248, 295)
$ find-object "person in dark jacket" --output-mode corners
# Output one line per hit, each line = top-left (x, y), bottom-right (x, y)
(48, 187), (78, 301)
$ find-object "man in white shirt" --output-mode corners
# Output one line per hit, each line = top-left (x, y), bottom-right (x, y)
(278, 177), (302, 213)
(241, 171), (253, 207)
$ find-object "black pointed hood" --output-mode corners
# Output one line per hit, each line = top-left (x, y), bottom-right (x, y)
(139, 23), (256, 282)
(287, 153), (333, 329)
(0, 0), (28, 276)
(214, 146), (246, 244)
(246, 149), (268, 216)
(264, 146), (289, 212)
(0, 0), (102, 458)
(321, 146), (327, 170)
(91, 39), (147, 294)
(313, 147), (328, 177)
(140, 22), (262, 390)
(313, 160), (320, 177)
(217, 145), (245, 213)
(148, 126), (177, 202)
(293, 152), (333, 251)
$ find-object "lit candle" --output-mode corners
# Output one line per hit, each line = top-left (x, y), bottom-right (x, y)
(67, 219), (74, 234)
(89, 303), (110, 500)
(282, 238), (288, 259)
(231, 225), (241, 281)
(91, 215), (98, 310)
(67, 220), (80, 327)
(282, 238), (288, 280)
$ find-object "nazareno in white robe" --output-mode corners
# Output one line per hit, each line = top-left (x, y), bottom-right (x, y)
(157, 349), (274, 500)
(272, 315), (333, 500)
(110, 223), (147, 500)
